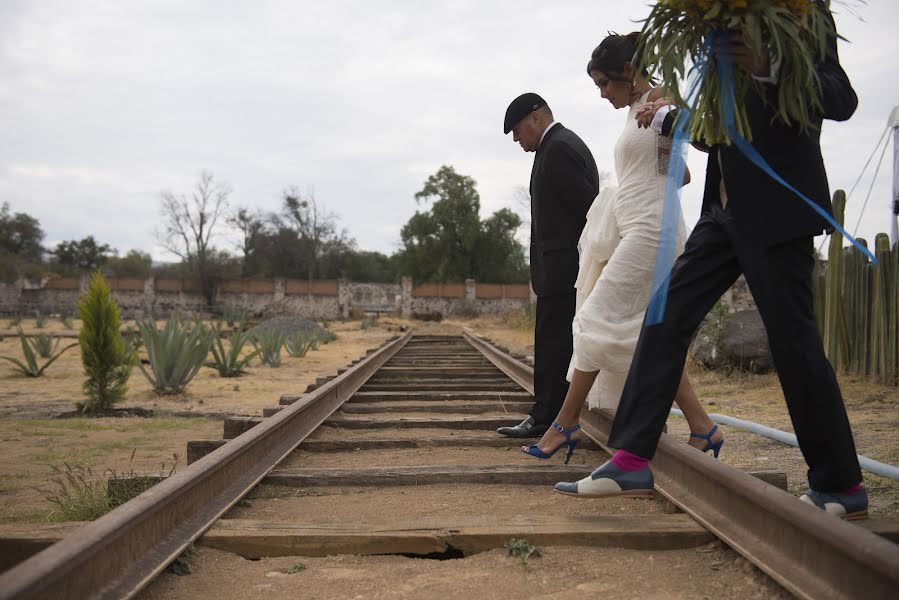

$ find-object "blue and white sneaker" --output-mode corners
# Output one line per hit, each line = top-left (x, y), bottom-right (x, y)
(799, 487), (868, 520)
(553, 460), (654, 498)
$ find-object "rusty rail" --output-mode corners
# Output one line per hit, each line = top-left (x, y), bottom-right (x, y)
(463, 329), (899, 600)
(0, 331), (412, 600)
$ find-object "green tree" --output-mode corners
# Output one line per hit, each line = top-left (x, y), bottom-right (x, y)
(52, 236), (113, 272)
(104, 250), (154, 279)
(395, 165), (527, 283)
(76, 271), (135, 413)
(0, 202), (44, 262)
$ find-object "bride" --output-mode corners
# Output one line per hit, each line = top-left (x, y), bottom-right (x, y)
(522, 32), (723, 466)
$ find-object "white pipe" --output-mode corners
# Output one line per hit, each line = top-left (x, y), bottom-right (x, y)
(670, 408), (899, 480)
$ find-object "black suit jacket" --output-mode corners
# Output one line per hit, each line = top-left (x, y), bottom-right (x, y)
(702, 5), (857, 247)
(529, 123), (599, 297)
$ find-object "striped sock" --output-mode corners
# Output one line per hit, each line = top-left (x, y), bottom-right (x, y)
(611, 450), (650, 472)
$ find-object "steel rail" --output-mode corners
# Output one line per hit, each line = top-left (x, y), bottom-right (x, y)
(0, 331), (412, 600)
(463, 329), (899, 600)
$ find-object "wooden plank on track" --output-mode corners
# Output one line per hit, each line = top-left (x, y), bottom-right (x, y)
(349, 391), (532, 401)
(338, 401), (534, 415)
(263, 464), (598, 486)
(9, 515), (894, 569)
(199, 515), (714, 558)
(325, 416), (528, 430)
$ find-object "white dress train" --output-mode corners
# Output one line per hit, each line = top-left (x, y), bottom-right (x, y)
(568, 91), (687, 411)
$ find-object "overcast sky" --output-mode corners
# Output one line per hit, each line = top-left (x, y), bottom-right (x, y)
(1, 0), (896, 261)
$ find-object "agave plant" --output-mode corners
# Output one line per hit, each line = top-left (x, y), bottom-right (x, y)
(284, 331), (313, 358)
(1, 328), (77, 377)
(253, 328), (285, 367)
(30, 332), (60, 358)
(222, 306), (249, 329)
(206, 325), (259, 377)
(319, 329), (337, 344)
(137, 314), (212, 394)
(35, 314), (47, 329)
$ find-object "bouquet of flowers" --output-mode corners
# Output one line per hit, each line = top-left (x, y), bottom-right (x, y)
(636, 0), (837, 145)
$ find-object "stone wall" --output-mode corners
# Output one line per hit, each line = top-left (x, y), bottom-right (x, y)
(2, 272), (758, 321)
(1, 275), (535, 320)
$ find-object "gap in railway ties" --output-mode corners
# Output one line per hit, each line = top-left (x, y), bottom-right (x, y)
(172, 334), (781, 593)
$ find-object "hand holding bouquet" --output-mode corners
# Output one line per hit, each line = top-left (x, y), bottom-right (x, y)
(637, 0), (836, 145)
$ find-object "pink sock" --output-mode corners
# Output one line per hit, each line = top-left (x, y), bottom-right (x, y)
(844, 484), (863, 494)
(611, 450), (650, 471)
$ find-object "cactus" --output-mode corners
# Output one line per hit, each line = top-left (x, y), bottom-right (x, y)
(206, 325), (259, 377)
(29, 332), (60, 358)
(253, 328), (285, 367)
(1, 328), (77, 377)
(284, 332), (313, 358)
(823, 191), (847, 369)
(137, 313), (212, 394)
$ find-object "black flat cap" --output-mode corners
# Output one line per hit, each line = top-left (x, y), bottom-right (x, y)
(504, 92), (547, 134)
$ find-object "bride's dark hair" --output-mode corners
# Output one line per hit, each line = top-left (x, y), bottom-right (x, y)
(586, 32), (649, 81)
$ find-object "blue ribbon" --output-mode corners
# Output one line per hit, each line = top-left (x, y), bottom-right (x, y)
(645, 38), (713, 325)
(646, 31), (876, 326)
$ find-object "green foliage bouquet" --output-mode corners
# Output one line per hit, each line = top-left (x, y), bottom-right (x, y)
(637, 0), (836, 145)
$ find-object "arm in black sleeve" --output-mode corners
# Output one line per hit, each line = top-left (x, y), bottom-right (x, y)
(548, 142), (599, 215)
(814, 4), (857, 122)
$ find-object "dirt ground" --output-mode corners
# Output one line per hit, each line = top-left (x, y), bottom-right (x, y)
(139, 543), (789, 600)
(0, 319), (396, 418)
(0, 318), (395, 523)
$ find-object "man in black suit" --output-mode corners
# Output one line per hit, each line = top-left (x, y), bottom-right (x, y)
(555, 5), (867, 518)
(497, 93), (599, 438)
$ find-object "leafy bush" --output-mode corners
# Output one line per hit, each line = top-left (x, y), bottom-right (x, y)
(1, 328), (76, 377)
(138, 313), (212, 394)
(206, 325), (259, 377)
(253, 328), (285, 367)
(284, 331), (313, 358)
(77, 271), (135, 413)
(30, 332), (60, 358)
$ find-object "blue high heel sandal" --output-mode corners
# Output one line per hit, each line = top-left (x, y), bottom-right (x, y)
(690, 424), (724, 459)
(523, 422), (581, 465)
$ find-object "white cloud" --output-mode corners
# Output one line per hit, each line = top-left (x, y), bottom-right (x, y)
(1, 0), (897, 260)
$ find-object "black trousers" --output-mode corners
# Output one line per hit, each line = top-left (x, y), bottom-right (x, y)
(608, 205), (862, 492)
(531, 293), (576, 426)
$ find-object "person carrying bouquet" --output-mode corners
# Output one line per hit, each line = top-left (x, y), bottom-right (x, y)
(555, 0), (867, 520)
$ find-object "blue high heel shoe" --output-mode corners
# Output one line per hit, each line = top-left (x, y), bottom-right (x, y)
(522, 422), (581, 464)
(690, 424), (724, 458)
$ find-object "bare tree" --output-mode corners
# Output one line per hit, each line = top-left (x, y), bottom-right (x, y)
(281, 186), (342, 281)
(228, 206), (265, 277)
(157, 171), (231, 303)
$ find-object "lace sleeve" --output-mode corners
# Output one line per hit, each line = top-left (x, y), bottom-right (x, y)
(657, 134), (672, 176)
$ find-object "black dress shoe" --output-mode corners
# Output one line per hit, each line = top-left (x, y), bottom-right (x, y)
(496, 416), (548, 438)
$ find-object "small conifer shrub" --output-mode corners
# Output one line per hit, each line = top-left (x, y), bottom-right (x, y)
(77, 271), (135, 413)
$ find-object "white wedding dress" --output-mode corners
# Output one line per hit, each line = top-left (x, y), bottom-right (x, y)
(568, 91), (687, 411)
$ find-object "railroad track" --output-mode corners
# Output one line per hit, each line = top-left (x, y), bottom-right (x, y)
(1, 331), (897, 599)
